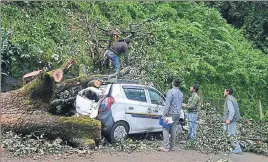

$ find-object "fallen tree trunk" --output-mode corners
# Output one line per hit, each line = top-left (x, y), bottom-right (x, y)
(1, 61), (102, 147)
(1, 93), (100, 146)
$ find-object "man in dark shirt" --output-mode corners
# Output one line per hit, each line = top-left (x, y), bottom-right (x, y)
(103, 38), (131, 76)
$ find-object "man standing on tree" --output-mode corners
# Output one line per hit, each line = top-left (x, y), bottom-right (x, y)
(103, 37), (131, 78)
(223, 88), (242, 154)
(103, 29), (120, 71)
(183, 83), (200, 141)
(161, 78), (183, 152)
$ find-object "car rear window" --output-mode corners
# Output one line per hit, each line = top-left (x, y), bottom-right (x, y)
(123, 88), (147, 102)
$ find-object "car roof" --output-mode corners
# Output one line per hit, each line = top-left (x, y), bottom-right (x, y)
(118, 83), (149, 88)
(100, 79), (159, 90)
(101, 79), (145, 86)
(101, 79), (142, 84)
(99, 81), (165, 97)
(101, 83), (153, 89)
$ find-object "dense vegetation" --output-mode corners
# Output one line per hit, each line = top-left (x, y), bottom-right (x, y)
(207, 2), (268, 55)
(1, 1), (268, 119)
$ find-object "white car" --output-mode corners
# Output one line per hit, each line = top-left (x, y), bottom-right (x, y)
(75, 80), (184, 142)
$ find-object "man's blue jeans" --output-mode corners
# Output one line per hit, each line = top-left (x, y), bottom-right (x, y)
(188, 113), (198, 140)
(105, 50), (120, 73)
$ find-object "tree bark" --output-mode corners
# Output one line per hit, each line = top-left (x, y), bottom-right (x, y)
(0, 61), (104, 147)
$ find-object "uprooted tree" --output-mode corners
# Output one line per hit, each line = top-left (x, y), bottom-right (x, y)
(0, 58), (131, 147)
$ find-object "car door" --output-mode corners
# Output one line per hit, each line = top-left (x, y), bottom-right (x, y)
(122, 86), (153, 133)
(147, 88), (166, 131)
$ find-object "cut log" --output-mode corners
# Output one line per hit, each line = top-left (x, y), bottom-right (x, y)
(22, 58), (76, 85)
(22, 70), (42, 85)
(87, 80), (101, 88)
(53, 69), (64, 83)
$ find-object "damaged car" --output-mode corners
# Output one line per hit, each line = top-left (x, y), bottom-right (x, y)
(75, 80), (184, 142)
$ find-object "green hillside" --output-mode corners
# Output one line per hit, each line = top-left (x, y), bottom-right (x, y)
(1, 1), (268, 119)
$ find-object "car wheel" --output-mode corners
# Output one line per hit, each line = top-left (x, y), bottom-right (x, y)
(109, 121), (129, 142)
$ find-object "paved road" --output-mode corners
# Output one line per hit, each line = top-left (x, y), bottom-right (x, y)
(2, 149), (267, 162)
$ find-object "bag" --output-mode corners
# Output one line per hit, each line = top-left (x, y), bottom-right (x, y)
(159, 116), (171, 129)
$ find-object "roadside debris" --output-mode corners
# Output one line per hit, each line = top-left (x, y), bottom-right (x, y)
(1, 131), (72, 156)
(188, 109), (268, 155)
(1, 109), (267, 157)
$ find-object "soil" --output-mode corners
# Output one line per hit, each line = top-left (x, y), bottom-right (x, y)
(1, 148), (267, 162)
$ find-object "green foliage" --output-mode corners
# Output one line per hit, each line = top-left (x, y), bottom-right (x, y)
(1, 2), (268, 119)
(1, 1), (92, 77)
(1, 28), (25, 77)
(143, 2), (268, 119)
(206, 2), (268, 54)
